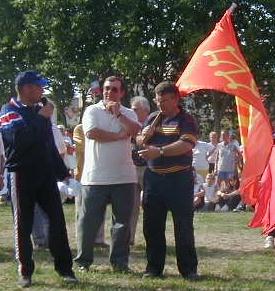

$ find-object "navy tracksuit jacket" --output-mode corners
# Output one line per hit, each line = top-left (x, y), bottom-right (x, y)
(0, 97), (73, 277)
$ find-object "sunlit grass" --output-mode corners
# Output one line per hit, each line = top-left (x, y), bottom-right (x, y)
(1, 203), (275, 290)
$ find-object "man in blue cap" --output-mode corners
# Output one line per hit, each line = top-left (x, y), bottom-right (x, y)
(0, 71), (78, 287)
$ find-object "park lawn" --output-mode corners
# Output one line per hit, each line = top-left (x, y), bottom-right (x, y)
(1, 203), (275, 290)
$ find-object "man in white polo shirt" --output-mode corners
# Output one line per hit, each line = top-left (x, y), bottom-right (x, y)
(74, 76), (140, 272)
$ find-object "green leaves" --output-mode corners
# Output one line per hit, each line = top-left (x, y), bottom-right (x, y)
(0, 0), (274, 129)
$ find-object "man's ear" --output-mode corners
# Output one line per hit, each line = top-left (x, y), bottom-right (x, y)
(120, 89), (125, 98)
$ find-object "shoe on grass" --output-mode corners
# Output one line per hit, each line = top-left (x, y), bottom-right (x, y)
(264, 236), (274, 249)
(214, 204), (221, 212)
(233, 204), (246, 212)
(17, 276), (31, 288)
(220, 204), (229, 212)
(142, 271), (163, 279)
(62, 274), (78, 283)
(58, 271), (78, 283)
(112, 265), (132, 273)
(77, 265), (89, 272)
(183, 272), (200, 281)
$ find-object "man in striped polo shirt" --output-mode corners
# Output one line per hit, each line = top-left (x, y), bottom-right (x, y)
(138, 81), (199, 280)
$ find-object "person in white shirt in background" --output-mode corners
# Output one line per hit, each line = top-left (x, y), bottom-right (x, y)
(202, 173), (218, 211)
(192, 140), (214, 179)
(57, 124), (77, 176)
(207, 131), (218, 174)
(215, 130), (242, 187)
(229, 130), (240, 148)
(193, 169), (205, 211)
(52, 124), (67, 158)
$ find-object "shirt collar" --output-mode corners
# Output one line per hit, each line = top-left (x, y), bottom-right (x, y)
(9, 97), (25, 108)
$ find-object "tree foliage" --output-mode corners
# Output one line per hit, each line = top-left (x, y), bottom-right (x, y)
(0, 0), (274, 132)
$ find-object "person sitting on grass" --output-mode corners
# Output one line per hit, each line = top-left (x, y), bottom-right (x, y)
(201, 173), (218, 211)
(215, 177), (241, 212)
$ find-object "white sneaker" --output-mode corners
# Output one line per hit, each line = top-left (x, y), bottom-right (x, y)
(221, 204), (229, 212)
(215, 204), (221, 212)
(264, 236), (274, 249)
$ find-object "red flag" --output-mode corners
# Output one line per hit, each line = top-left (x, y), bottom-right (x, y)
(235, 96), (250, 160)
(249, 146), (275, 235)
(176, 6), (272, 206)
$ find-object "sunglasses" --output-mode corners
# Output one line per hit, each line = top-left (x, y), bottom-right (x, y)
(103, 86), (120, 93)
(153, 98), (170, 105)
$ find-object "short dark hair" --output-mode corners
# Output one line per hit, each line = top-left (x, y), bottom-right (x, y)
(221, 130), (229, 135)
(104, 76), (126, 92)
(154, 81), (179, 98)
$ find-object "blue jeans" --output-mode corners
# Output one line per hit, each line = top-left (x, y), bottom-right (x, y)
(217, 171), (234, 181)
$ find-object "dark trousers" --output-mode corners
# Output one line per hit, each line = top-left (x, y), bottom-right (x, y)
(9, 170), (73, 277)
(143, 168), (198, 276)
(74, 183), (135, 268)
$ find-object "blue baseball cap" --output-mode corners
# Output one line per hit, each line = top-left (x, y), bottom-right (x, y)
(15, 71), (49, 87)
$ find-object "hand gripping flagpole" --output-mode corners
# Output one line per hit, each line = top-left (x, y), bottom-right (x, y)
(142, 112), (162, 145)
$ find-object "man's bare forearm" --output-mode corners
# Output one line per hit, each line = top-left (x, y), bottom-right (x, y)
(161, 140), (193, 156)
(138, 140), (194, 160)
(86, 128), (127, 142)
(118, 114), (141, 137)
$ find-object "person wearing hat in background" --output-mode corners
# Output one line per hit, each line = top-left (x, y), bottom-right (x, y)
(0, 71), (78, 287)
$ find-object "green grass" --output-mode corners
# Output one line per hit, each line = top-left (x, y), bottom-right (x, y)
(1, 204), (275, 290)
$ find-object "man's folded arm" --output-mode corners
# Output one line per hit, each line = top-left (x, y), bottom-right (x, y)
(86, 128), (128, 142)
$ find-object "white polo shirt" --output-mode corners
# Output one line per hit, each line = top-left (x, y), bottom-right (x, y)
(192, 141), (214, 171)
(81, 100), (138, 185)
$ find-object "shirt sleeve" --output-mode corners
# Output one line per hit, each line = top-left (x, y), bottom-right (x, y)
(73, 124), (85, 153)
(82, 105), (99, 134)
(179, 113), (198, 147)
(125, 108), (138, 122)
